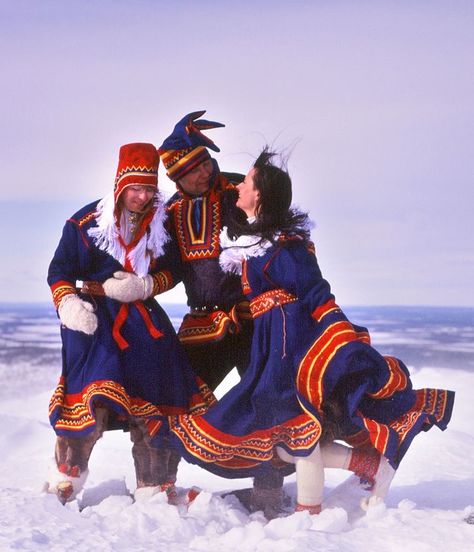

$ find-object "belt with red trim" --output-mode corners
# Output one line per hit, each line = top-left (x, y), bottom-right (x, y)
(249, 289), (297, 318)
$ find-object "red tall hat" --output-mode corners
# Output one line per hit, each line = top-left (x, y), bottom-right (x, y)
(114, 143), (159, 203)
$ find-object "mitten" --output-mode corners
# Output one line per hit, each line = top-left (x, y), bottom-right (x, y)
(58, 295), (98, 334)
(102, 271), (153, 303)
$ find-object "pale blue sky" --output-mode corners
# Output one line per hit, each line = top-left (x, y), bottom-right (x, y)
(1, 0), (473, 306)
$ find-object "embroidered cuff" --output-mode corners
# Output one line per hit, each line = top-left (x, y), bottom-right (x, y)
(51, 280), (77, 310)
(151, 270), (173, 296)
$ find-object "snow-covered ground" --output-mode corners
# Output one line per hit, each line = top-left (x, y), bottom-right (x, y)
(0, 363), (473, 551)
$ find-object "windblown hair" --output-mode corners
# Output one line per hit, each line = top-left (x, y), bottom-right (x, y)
(229, 147), (311, 244)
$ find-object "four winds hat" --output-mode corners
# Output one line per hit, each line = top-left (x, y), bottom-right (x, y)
(114, 143), (159, 203)
(158, 110), (224, 182)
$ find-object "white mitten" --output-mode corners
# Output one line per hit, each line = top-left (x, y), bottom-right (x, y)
(58, 294), (98, 334)
(102, 271), (153, 302)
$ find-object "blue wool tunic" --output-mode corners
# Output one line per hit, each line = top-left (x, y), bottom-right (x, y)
(169, 236), (454, 478)
(48, 200), (214, 443)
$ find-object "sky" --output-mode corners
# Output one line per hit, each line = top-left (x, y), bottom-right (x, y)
(0, 0), (473, 306)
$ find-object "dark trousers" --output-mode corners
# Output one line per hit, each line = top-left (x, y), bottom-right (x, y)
(55, 408), (173, 487)
(183, 320), (253, 390)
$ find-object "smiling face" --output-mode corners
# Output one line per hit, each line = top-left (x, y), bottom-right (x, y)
(178, 158), (214, 196)
(236, 168), (260, 218)
(121, 185), (156, 213)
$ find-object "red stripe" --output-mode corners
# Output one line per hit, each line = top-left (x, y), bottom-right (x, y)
(311, 298), (339, 322)
(112, 304), (130, 350)
(135, 302), (163, 339)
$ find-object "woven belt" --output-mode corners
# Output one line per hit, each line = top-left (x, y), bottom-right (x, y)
(249, 289), (297, 318)
(79, 280), (105, 296)
(77, 279), (161, 350)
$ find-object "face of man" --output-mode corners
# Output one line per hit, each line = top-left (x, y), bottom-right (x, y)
(121, 185), (156, 213)
(236, 168), (260, 218)
(178, 159), (214, 196)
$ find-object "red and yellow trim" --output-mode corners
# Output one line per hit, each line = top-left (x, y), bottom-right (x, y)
(249, 289), (297, 318)
(151, 270), (174, 296)
(297, 320), (370, 412)
(169, 412), (321, 469)
(178, 310), (234, 346)
(49, 377), (214, 434)
(51, 280), (76, 310)
(170, 189), (221, 261)
(368, 356), (409, 399)
(311, 298), (341, 323)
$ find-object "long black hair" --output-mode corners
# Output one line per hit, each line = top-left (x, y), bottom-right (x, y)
(229, 147), (311, 244)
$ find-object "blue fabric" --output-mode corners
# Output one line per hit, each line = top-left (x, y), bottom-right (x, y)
(48, 200), (211, 442)
(159, 110), (224, 153)
(191, 197), (202, 235)
(169, 238), (454, 478)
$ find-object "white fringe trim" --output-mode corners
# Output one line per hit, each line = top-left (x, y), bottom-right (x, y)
(219, 227), (273, 275)
(87, 192), (169, 277)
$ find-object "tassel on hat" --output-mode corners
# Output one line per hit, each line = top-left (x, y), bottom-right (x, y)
(158, 110), (224, 182)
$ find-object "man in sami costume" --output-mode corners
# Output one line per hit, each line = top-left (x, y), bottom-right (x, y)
(102, 112), (286, 516)
(158, 110), (252, 391)
(46, 143), (214, 504)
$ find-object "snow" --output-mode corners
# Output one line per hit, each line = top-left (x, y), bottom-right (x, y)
(0, 365), (472, 551)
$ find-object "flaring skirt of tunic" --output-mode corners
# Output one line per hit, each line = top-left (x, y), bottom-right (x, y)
(49, 296), (215, 445)
(169, 303), (454, 478)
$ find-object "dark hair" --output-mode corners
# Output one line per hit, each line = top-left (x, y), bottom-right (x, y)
(230, 146), (310, 243)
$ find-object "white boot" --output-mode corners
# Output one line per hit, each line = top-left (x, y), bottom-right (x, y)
(360, 456), (396, 510)
(133, 485), (163, 502)
(44, 461), (89, 504)
(134, 481), (179, 504)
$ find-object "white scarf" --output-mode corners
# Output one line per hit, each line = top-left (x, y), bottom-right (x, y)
(87, 192), (169, 277)
(219, 226), (274, 275)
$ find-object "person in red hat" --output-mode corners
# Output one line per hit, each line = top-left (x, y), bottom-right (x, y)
(46, 142), (215, 504)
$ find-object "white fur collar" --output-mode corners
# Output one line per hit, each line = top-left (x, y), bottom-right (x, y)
(87, 192), (169, 277)
(219, 227), (274, 275)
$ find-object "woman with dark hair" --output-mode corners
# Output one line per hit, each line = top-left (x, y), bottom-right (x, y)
(169, 147), (454, 517)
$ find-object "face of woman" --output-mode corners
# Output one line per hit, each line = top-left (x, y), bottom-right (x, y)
(236, 168), (260, 217)
(122, 185), (156, 213)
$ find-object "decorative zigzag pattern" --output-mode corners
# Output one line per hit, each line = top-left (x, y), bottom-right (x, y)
(161, 147), (194, 169)
(356, 388), (451, 456)
(51, 280), (76, 309)
(417, 388), (450, 425)
(178, 311), (231, 345)
(49, 378), (214, 433)
(171, 193), (221, 261)
(152, 270), (173, 295)
(169, 413), (321, 468)
(389, 409), (423, 445)
(249, 289), (297, 318)
(77, 211), (97, 227)
(115, 164), (156, 184)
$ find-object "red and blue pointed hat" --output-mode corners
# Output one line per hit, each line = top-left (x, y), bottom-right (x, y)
(158, 110), (224, 181)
